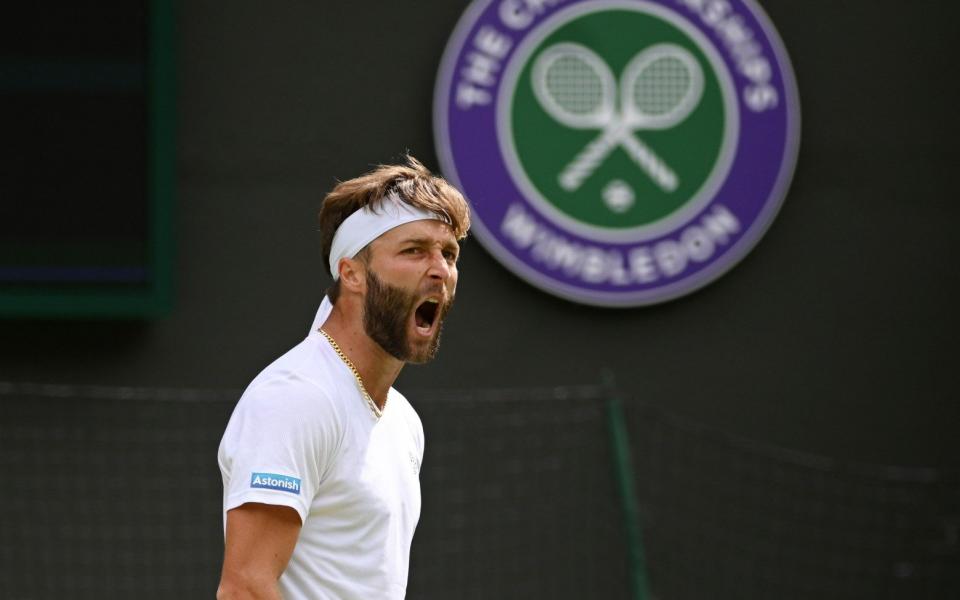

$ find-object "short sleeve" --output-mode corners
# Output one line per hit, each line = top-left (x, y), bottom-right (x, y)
(218, 377), (342, 523)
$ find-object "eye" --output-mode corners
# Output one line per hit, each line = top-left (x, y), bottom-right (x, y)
(402, 247), (422, 255)
(442, 250), (458, 262)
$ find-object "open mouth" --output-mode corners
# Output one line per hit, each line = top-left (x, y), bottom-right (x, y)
(414, 298), (440, 334)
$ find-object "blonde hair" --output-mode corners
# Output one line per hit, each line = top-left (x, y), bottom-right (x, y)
(319, 155), (471, 299)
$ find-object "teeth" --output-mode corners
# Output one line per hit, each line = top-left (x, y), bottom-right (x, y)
(426, 298), (439, 304)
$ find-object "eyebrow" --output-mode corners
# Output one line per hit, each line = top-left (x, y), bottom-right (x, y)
(399, 237), (460, 254)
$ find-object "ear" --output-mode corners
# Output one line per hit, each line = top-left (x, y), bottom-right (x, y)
(337, 257), (366, 293)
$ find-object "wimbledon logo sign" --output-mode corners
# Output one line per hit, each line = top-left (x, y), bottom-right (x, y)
(434, 0), (800, 306)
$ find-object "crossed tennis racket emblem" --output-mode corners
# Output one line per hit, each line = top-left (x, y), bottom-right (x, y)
(532, 42), (704, 193)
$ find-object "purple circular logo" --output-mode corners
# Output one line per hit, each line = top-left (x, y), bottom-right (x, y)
(434, 0), (800, 306)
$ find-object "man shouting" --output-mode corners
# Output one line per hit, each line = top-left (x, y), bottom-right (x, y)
(217, 156), (471, 599)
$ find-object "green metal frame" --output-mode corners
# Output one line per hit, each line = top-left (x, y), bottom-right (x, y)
(604, 371), (652, 600)
(0, 0), (175, 318)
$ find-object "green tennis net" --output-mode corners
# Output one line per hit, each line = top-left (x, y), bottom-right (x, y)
(1, 381), (956, 599)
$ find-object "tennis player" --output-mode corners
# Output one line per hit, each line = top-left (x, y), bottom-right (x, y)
(216, 156), (470, 599)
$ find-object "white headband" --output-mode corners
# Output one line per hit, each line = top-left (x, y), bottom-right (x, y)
(328, 192), (447, 280)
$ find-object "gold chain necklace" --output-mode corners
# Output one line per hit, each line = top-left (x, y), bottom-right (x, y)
(318, 329), (383, 419)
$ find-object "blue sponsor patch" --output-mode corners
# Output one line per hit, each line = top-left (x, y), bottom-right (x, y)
(250, 472), (301, 495)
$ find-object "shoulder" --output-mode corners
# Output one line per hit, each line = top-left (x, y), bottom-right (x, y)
(220, 338), (350, 482)
(230, 336), (346, 432)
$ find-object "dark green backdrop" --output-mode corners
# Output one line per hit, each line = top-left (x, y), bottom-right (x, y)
(1, 0), (957, 469)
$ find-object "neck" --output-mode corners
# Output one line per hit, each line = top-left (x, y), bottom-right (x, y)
(320, 300), (404, 409)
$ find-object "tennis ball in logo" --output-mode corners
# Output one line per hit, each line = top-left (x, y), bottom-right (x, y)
(509, 10), (726, 230)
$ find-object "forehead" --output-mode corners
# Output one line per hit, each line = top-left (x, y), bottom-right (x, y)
(374, 219), (458, 247)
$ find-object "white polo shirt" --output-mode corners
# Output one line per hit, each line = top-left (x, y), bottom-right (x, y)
(218, 310), (424, 599)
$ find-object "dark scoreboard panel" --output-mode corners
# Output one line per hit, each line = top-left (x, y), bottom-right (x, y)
(0, 0), (174, 317)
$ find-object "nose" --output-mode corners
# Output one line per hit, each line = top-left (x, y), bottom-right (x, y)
(426, 250), (453, 282)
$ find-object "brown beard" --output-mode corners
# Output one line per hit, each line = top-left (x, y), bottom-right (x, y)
(362, 269), (453, 364)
